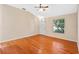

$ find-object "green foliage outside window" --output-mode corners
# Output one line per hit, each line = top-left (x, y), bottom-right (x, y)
(53, 19), (64, 33)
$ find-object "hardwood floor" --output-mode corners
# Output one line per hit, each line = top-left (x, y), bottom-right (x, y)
(0, 34), (78, 54)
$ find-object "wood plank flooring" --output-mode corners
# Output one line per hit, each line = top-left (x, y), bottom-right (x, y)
(0, 34), (78, 54)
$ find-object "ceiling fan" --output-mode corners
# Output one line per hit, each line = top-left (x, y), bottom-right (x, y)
(35, 4), (48, 12)
(35, 4), (48, 8)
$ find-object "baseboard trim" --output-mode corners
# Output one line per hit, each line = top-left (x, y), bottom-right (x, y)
(0, 34), (39, 43)
(40, 34), (77, 43)
(0, 34), (77, 44)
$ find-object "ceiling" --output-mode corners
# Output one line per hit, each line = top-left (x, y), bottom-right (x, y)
(8, 4), (78, 17)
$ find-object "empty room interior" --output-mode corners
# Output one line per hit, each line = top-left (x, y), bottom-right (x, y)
(0, 4), (79, 54)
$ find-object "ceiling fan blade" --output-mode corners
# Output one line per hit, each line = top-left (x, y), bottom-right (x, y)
(41, 6), (48, 8)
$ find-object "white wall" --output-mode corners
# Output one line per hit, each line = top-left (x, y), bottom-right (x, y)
(0, 5), (2, 40)
(38, 16), (46, 34)
(78, 5), (79, 51)
(0, 5), (39, 42)
(45, 13), (77, 42)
